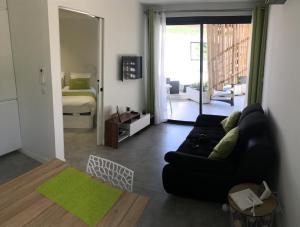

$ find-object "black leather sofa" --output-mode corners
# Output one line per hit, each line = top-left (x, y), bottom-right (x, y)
(162, 104), (274, 202)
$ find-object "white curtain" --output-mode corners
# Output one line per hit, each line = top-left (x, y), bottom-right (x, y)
(153, 12), (167, 124)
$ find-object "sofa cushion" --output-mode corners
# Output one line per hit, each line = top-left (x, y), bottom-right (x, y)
(178, 126), (226, 156)
(208, 127), (240, 160)
(221, 111), (241, 133)
(164, 152), (235, 174)
(239, 103), (264, 123)
(187, 126), (225, 145)
(178, 124), (229, 156)
(177, 139), (215, 157)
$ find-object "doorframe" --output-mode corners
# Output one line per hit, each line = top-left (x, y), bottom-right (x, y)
(199, 23), (204, 115)
(96, 17), (105, 145)
(57, 6), (105, 145)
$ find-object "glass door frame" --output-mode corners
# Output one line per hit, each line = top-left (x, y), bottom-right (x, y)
(166, 15), (252, 124)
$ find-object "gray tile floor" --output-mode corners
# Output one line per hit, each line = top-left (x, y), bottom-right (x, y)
(64, 124), (230, 227)
(0, 151), (41, 185)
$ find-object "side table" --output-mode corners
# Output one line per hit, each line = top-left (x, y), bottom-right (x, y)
(228, 183), (277, 227)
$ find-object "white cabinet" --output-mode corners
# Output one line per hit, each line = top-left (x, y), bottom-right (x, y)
(0, 3), (21, 156)
(0, 100), (21, 156)
(128, 114), (151, 136)
(0, 10), (17, 101)
(122, 114), (151, 137)
(0, 0), (6, 10)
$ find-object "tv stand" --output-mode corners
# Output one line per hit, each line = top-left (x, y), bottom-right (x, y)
(105, 112), (150, 148)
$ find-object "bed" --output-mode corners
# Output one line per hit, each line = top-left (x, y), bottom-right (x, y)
(62, 86), (97, 129)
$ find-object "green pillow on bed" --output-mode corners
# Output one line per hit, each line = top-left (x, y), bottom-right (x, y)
(69, 73), (91, 90)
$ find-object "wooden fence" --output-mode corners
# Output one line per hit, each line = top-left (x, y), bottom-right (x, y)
(207, 24), (251, 94)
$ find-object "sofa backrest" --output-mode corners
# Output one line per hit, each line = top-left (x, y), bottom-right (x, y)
(229, 104), (270, 163)
(238, 111), (269, 143)
(238, 103), (264, 123)
(231, 108), (274, 178)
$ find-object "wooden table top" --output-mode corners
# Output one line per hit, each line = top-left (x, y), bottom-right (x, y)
(0, 159), (148, 227)
(228, 183), (277, 217)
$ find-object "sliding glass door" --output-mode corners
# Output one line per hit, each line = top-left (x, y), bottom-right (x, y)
(202, 24), (251, 116)
(165, 17), (252, 123)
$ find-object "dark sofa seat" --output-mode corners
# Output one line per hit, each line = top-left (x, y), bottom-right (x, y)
(162, 104), (274, 202)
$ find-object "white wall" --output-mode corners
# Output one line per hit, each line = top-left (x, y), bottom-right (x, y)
(47, 0), (145, 157)
(0, 0), (6, 10)
(263, 0), (300, 226)
(48, 0), (145, 114)
(59, 9), (99, 88)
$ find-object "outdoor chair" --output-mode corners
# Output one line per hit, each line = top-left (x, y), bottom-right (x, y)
(211, 84), (234, 106)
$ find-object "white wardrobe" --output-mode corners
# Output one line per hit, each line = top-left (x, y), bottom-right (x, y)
(7, 0), (58, 162)
(0, 0), (21, 156)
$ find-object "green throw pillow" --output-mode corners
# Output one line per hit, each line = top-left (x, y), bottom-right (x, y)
(221, 111), (241, 133)
(208, 127), (239, 160)
(69, 77), (90, 90)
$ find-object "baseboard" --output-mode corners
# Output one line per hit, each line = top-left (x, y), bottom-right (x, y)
(20, 149), (51, 163)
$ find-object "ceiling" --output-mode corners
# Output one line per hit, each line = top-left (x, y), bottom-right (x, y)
(59, 8), (97, 21)
(139, 0), (260, 4)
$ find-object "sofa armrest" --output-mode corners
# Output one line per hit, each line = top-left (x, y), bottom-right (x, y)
(195, 114), (227, 127)
(164, 151), (234, 174)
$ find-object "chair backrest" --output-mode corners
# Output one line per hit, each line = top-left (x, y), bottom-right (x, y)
(86, 155), (134, 192)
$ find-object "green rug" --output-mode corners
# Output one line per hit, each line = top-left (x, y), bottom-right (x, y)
(37, 167), (122, 227)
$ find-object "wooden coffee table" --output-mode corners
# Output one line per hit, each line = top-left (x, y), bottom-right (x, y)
(228, 183), (277, 227)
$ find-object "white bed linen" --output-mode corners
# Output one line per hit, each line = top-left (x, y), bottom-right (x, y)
(62, 86), (96, 94)
(62, 87), (96, 115)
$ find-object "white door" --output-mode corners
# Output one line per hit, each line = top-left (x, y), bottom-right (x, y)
(96, 18), (104, 145)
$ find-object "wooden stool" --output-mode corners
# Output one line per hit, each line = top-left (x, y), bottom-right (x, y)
(228, 183), (277, 227)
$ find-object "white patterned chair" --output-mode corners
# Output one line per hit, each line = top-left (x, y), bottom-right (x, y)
(86, 155), (134, 192)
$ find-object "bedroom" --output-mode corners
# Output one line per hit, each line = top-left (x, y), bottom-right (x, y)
(59, 8), (104, 147)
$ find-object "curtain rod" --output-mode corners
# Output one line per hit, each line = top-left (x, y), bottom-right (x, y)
(144, 8), (254, 14)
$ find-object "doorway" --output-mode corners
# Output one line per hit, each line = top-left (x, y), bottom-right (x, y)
(165, 16), (252, 123)
(58, 8), (104, 151)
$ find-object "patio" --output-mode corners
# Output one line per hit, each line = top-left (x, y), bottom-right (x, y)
(165, 24), (250, 122)
(167, 95), (246, 122)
